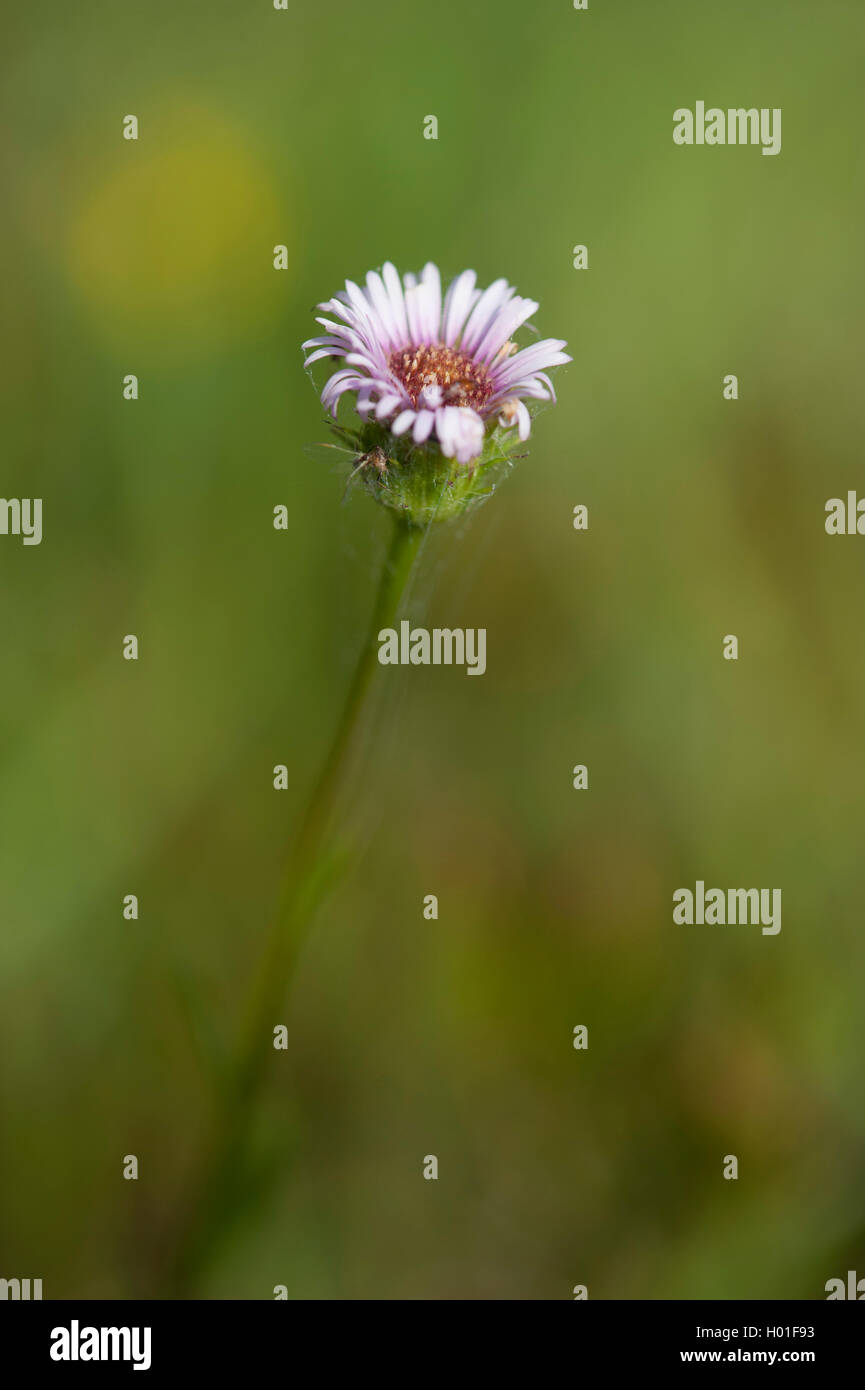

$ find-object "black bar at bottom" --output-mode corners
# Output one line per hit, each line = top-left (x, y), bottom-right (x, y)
(0, 1298), (860, 1375)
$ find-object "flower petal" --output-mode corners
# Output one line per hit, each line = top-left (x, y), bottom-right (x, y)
(303, 347), (342, 367)
(460, 279), (512, 353)
(419, 262), (442, 342)
(442, 269), (478, 346)
(474, 296), (539, 365)
(435, 406), (484, 464)
(381, 262), (409, 344)
(494, 339), (571, 387)
(364, 269), (399, 351)
(391, 409), (416, 436)
(412, 410), (435, 444)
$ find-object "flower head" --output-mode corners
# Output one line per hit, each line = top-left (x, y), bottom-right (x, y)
(304, 263), (570, 522)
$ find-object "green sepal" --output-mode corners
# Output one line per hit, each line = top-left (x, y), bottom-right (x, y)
(331, 417), (529, 526)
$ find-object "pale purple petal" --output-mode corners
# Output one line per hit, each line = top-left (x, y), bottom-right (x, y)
(364, 270), (399, 351)
(322, 371), (368, 416)
(311, 316), (355, 337)
(303, 347), (342, 367)
(381, 262), (409, 344)
(474, 297), (539, 365)
(419, 384), (443, 409)
(533, 372), (557, 402)
(434, 406), (456, 457)
(460, 279), (512, 353)
(302, 333), (344, 351)
(412, 410), (435, 444)
(419, 262), (442, 341)
(375, 395), (403, 419)
(493, 339), (571, 387)
(488, 376), (554, 408)
(403, 281), (424, 342)
(391, 410), (416, 436)
(435, 406), (484, 464)
(344, 351), (387, 374)
(441, 270), (478, 346)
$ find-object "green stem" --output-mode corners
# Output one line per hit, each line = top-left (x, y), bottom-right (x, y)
(167, 517), (424, 1296)
(236, 515), (423, 1086)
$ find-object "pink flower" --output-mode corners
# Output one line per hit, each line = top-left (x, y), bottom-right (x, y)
(304, 263), (570, 465)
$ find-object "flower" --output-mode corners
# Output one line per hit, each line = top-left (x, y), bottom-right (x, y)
(304, 263), (570, 466)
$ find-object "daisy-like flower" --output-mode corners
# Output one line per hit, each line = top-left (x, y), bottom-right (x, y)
(304, 262), (570, 467)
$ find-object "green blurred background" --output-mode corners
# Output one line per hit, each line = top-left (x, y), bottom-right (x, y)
(2, 0), (864, 1299)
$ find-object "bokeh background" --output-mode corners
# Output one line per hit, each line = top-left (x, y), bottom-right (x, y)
(1, 0), (864, 1299)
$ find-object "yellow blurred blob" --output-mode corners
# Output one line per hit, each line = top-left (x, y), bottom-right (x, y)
(68, 111), (288, 361)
